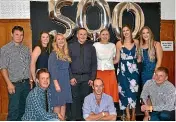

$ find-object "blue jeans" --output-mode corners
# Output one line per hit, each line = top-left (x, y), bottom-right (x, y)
(150, 110), (174, 121)
(7, 79), (30, 121)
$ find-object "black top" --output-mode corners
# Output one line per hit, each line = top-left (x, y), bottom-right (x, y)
(36, 48), (49, 70)
(69, 40), (97, 81)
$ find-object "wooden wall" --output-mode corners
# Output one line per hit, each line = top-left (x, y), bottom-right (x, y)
(0, 19), (175, 120)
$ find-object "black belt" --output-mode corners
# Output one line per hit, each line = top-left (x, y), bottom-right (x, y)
(74, 73), (89, 75)
(12, 78), (29, 84)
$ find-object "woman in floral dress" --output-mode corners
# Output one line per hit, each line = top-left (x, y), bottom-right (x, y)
(115, 25), (141, 121)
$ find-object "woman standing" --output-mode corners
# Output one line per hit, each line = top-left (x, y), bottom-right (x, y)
(139, 26), (163, 85)
(115, 25), (140, 121)
(139, 26), (163, 121)
(30, 31), (50, 83)
(48, 34), (72, 120)
(93, 29), (119, 102)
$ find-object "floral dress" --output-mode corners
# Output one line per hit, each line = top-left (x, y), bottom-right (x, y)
(117, 45), (139, 110)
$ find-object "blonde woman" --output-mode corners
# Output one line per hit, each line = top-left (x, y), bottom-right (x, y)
(139, 26), (163, 85)
(139, 26), (163, 121)
(93, 29), (119, 103)
(48, 34), (72, 120)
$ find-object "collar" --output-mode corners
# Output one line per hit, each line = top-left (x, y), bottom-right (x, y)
(11, 41), (23, 47)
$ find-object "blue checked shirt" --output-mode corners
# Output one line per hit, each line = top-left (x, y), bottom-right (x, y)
(22, 86), (58, 121)
(82, 93), (117, 119)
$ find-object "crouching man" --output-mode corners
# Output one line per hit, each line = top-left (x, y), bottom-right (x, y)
(22, 68), (63, 121)
(82, 78), (117, 121)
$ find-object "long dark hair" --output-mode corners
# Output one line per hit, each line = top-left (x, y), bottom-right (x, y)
(121, 24), (134, 44)
(36, 31), (50, 53)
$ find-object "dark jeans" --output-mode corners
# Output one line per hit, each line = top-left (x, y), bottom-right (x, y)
(7, 79), (30, 121)
(150, 110), (175, 121)
(70, 81), (92, 120)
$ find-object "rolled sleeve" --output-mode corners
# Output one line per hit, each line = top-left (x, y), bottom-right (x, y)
(108, 96), (117, 115)
(82, 96), (91, 119)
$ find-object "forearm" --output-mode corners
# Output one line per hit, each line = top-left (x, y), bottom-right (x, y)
(30, 63), (36, 80)
(53, 80), (59, 86)
(155, 61), (161, 71)
(100, 115), (117, 121)
(1, 69), (11, 85)
(85, 113), (104, 121)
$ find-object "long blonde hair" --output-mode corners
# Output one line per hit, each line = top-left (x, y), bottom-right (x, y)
(139, 26), (156, 61)
(52, 33), (71, 62)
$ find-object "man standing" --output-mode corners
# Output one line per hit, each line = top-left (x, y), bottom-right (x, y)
(22, 68), (63, 121)
(82, 78), (117, 121)
(141, 67), (175, 121)
(69, 28), (97, 120)
(0, 26), (31, 120)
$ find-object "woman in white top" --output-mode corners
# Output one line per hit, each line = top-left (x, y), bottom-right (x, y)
(93, 29), (119, 102)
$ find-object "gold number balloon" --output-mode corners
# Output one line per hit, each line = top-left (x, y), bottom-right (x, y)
(76, 0), (111, 41)
(48, 0), (76, 39)
(112, 2), (145, 39)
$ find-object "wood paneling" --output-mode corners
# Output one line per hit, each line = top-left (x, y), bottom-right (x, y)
(0, 19), (32, 120)
(160, 20), (175, 85)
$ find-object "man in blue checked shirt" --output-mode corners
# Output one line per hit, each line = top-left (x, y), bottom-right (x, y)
(82, 78), (117, 121)
(22, 68), (63, 121)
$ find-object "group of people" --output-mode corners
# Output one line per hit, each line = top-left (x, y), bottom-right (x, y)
(0, 25), (175, 121)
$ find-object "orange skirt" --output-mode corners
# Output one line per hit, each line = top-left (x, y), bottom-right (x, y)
(96, 70), (119, 102)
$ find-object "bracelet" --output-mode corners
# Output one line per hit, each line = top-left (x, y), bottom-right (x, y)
(102, 112), (105, 117)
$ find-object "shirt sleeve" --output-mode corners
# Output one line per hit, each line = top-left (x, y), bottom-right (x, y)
(107, 96), (117, 115)
(31, 92), (58, 120)
(0, 48), (9, 69)
(82, 96), (91, 119)
(140, 80), (150, 104)
(48, 52), (59, 82)
(90, 46), (97, 81)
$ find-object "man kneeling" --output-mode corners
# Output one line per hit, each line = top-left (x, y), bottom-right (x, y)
(82, 78), (117, 121)
(140, 67), (175, 121)
(22, 68), (63, 121)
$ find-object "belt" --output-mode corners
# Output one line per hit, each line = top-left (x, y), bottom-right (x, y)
(74, 73), (89, 75)
(12, 78), (29, 84)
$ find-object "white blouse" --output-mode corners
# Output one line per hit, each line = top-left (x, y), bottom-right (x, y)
(93, 42), (116, 71)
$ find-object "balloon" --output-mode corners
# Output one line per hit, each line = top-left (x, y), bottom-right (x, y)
(112, 2), (145, 39)
(48, 0), (76, 39)
(76, 0), (111, 41)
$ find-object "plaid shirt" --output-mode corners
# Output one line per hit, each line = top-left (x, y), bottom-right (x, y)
(22, 86), (58, 121)
(141, 79), (175, 111)
(0, 41), (30, 82)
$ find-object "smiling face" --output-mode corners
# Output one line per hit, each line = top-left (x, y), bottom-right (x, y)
(12, 30), (24, 44)
(142, 28), (150, 42)
(100, 29), (110, 43)
(155, 70), (168, 85)
(38, 72), (50, 89)
(92, 79), (104, 95)
(122, 26), (131, 39)
(40, 33), (49, 47)
(56, 34), (65, 49)
(77, 29), (87, 44)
